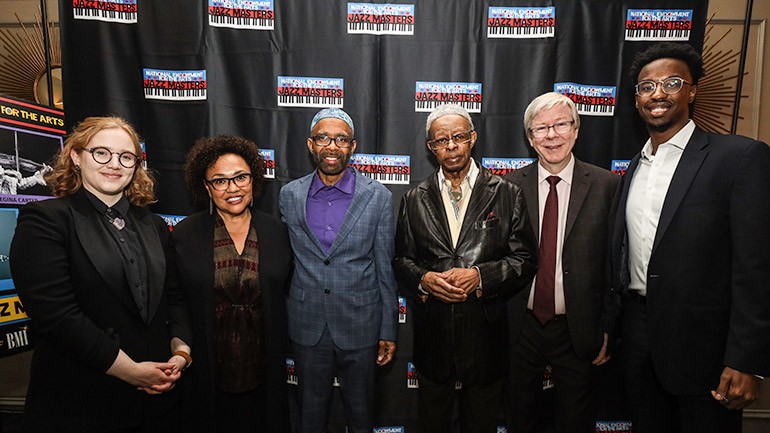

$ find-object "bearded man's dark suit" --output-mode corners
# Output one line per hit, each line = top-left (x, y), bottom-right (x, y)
(393, 164), (538, 387)
(611, 127), (770, 431)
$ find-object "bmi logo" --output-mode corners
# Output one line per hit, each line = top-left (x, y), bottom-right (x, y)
(208, 0), (275, 30)
(4, 327), (29, 350)
(277, 76), (344, 108)
(73, 0), (138, 24)
(348, 154), (410, 185)
(625, 9), (693, 41)
(487, 7), (555, 39)
(143, 69), (207, 101)
(347, 3), (415, 35)
(260, 149), (276, 179)
(415, 81), (482, 113)
(554, 82), (616, 117)
(481, 158), (536, 176)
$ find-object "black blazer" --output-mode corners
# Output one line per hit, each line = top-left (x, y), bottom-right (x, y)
(393, 164), (538, 385)
(170, 210), (292, 432)
(506, 158), (620, 359)
(611, 127), (770, 394)
(9, 190), (192, 433)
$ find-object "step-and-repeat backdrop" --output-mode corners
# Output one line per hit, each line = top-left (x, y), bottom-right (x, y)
(3, 1), (709, 431)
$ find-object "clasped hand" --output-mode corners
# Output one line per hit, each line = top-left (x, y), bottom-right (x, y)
(420, 268), (479, 303)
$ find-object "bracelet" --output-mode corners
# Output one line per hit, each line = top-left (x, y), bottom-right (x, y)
(172, 351), (192, 370)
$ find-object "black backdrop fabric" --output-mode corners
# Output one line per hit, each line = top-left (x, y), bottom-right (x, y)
(59, 1), (708, 431)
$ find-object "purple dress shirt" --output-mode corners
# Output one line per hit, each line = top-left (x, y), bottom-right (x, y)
(306, 168), (355, 252)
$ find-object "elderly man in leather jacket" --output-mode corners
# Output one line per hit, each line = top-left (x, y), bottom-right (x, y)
(393, 103), (538, 433)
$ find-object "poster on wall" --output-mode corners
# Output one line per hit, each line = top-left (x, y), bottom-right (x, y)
(0, 94), (65, 358)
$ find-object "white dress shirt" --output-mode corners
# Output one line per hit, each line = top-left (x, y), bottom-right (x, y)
(527, 155), (574, 314)
(626, 119), (696, 296)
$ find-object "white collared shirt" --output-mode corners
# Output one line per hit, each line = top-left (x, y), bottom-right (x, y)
(527, 154), (574, 314)
(437, 158), (479, 247)
(626, 119), (696, 296)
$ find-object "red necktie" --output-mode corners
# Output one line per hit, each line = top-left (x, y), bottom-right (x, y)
(533, 175), (560, 325)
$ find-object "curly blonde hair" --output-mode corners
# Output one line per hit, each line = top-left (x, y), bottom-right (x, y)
(46, 116), (157, 206)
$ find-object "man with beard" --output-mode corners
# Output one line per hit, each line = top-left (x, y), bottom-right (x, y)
(279, 108), (398, 433)
(612, 42), (770, 433)
(393, 103), (537, 432)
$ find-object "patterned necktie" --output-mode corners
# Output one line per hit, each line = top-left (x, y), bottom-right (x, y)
(533, 175), (560, 325)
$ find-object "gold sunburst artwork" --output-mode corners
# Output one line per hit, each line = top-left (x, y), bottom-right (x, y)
(692, 14), (747, 134)
(0, 9), (62, 109)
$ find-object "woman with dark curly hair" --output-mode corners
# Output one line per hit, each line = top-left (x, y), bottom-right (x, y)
(10, 116), (193, 432)
(170, 134), (292, 432)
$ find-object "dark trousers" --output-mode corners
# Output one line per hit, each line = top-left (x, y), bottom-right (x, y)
(504, 312), (596, 433)
(214, 385), (268, 433)
(293, 326), (378, 433)
(417, 371), (504, 433)
(622, 296), (742, 433)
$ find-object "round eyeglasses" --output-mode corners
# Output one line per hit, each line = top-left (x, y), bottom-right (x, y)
(205, 173), (253, 191)
(311, 135), (354, 148)
(427, 130), (474, 151)
(529, 121), (575, 139)
(634, 76), (692, 97)
(83, 147), (141, 168)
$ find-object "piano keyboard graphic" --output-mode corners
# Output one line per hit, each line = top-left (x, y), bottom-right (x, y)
(625, 28), (690, 41)
(415, 99), (481, 113)
(347, 21), (414, 35)
(575, 103), (614, 116)
(359, 171), (410, 185)
(278, 94), (343, 108)
(74, 7), (137, 23)
(209, 13), (274, 30)
(144, 87), (206, 101)
(487, 25), (554, 38)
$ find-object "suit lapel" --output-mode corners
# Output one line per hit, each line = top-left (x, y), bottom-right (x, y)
(70, 194), (137, 313)
(519, 164), (540, 241)
(327, 172), (370, 257)
(295, 173), (326, 255)
(652, 129), (709, 252)
(565, 159), (590, 240)
(421, 172), (453, 248)
(132, 207), (166, 323)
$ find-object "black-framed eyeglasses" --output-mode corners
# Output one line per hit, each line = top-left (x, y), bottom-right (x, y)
(205, 173), (253, 191)
(427, 130), (474, 151)
(634, 76), (692, 97)
(529, 120), (575, 139)
(83, 147), (141, 168)
(311, 135), (355, 148)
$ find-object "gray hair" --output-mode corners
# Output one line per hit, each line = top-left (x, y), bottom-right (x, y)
(425, 103), (474, 137)
(523, 92), (580, 133)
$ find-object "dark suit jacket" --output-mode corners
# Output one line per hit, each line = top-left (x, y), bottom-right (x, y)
(393, 164), (538, 385)
(506, 158), (620, 359)
(9, 189), (192, 433)
(170, 210), (292, 432)
(611, 127), (770, 394)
